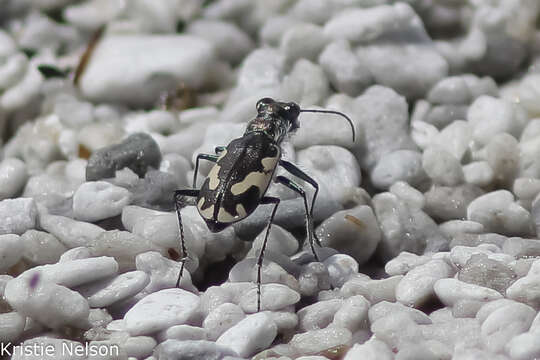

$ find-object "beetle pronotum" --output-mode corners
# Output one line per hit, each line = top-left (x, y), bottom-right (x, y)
(174, 97), (355, 311)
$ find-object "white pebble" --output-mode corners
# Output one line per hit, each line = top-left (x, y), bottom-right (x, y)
(427, 76), (472, 105)
(159, 324), (208, 342)
(239, 283), (300, 313)
(124, 288), (200, 336)
(434, 278), (502, 307)
(79, 35), (216, 106)
(5, 278), (89, 329)
(289, 327), (352, 356)
(318, 40), (372, 96)
(467, 95), (528, 146)
(389, 181), (425, 210)
(481, 302), (536, 353)
(73, 181), (132, 222)
(467, 190), (533, 236)
(0, 158), (28, 200)
(20, 230), (67, 265)
(369, 301), (432, 325)
(203, 303), (245, 341)
(396, 259), (454, 307)
(216, 312), (277, 358)
(422, 146), (464, 186)
(462, 161), (494, 187)
(316, 205), (381, 265)
(323, 254), (359, 288)
(0, 234), (23, 273)
(280, 23), (328, 64)
(385, 252), (431, 276)
(332, 295), (370, 333)
(135, 251), (196, 294)
(0, 197), (37, 235)
(79, 271), (149, 308)
(18, 256), (119, 288)
(39, 212), (105, 248)
(298, 299), (343, 332)
(344, 338), (394, 360)
(371, 150), (426, 190)
(0, 311), (25, 343)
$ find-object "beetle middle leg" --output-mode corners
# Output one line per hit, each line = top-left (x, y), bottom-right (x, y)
(256, 196), (280, 312)
(275, 175), (320, 262)
(192, 146), (226, 187)
(174, 189), (199, 287)
(279, 159), (321, 246)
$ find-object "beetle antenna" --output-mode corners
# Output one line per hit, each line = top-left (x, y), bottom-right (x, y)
(300, 109), (356, 142)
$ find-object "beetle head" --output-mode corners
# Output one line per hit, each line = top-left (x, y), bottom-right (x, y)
(246, 97), (301, 142)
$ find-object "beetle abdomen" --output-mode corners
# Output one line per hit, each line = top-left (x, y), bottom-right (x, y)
(197, 133), (280, 232)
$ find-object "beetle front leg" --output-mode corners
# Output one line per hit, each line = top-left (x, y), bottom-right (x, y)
(174, 189), (199, 287)
(257, 196), (280, 312)
(191, 146), (226, 187)
(275, 175), (320, 262)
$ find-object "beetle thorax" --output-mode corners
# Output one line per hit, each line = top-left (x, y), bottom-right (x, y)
(245, 114), (290, 144)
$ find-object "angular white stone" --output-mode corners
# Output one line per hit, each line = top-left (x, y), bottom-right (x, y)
(79, 270), (149, 308)
(239, 283), (300, 313)
(0, 198), (37, 235)
(39, 212), (105, 248)
(0, 234), (23, 273)
(434, 278), (503, 307)
(396, 259), (454, 307)
(0, 158), (28, 200)
(5, 278), (89, 329)
(298, 299), (343, 332)
(422, 146), (464, 186)
(289, 327), (352, 356)
(203, 303), (245, 341)
(20, 230), (66, 265)
(343, 338), (394, 360)
(369, 300), (432, 325)
(467, 190), (533, 236)
(371, 150), (425, 190)
(463, 161), (494, 187)
(216, 312), (277, 358)
(280, 23), (328, 64)
(73, 181), (132, 222)
(124, 288), (200, 336)
(323, 254), (359, 288)
(481, 302), (536, 353)
(17, 256), (119, 288)
(467, 95), (528, 146)
(0, 311), (25, 343)
(332, 295), (370, 333)
(316, 205), (381, 265)
(79, 35), (217, 106)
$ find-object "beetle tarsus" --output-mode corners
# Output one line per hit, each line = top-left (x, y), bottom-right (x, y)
(257, 196), (280, 312)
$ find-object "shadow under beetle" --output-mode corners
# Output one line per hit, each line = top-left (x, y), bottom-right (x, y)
(174, 97), (355, 311)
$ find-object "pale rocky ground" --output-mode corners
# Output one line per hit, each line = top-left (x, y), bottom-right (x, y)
(1, 0), (540, 359)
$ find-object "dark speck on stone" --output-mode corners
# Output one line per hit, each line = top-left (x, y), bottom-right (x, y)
(86, 133), (162, 181)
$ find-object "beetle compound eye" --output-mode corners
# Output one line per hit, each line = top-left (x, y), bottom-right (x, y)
(256, 97), (274, 112)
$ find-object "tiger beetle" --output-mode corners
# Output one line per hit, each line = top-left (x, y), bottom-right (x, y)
(174, 97), (355, 311)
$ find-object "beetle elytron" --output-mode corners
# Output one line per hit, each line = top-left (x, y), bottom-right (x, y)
(174, 97), (355, 311)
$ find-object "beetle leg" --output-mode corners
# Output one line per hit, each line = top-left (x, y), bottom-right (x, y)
(174, 189), (199, 287)
(278, 160), (321, 246)
(257, 196), (280, 312)
(275, 175), (320, 262)
(191, 146), (226, 187)
(192, 154), (219, 188)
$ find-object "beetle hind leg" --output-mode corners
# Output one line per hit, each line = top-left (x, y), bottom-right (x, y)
(174, 189), (199, 287)
(256, 196), (280, 312)
(275, 175), (320, 262)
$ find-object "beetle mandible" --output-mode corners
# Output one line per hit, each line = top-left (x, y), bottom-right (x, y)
(174, 97), (355, 311)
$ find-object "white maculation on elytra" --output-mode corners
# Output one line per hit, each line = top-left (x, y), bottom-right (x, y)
(0, 0), (540, 358)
